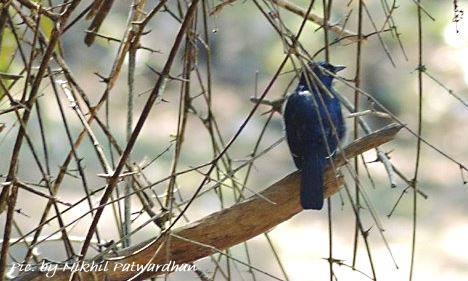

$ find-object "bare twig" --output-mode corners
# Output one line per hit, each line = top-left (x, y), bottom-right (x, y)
(268, 0), (359, 41)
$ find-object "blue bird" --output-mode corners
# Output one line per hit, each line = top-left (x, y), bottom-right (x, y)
(283, 61), (346, 210)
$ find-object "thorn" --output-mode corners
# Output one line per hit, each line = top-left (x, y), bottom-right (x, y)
(96, 170), (138, 179)
(153, 208), (170, 228)
(141, 29), (152, 35)
(363, 226), (373, 238)
(385, 149), (394, 158)
(98, 240), (115, 249)
(93, 72), (109, 83)
(15, 208), (30, 218)
(268, 11), (279, 19)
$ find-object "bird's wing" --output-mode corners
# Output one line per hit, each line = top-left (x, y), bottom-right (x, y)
(284, 93), (304, 168)
(284, 90), (323, 155)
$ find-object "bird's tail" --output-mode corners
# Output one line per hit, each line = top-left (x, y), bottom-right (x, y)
(300, 152), (325, 210)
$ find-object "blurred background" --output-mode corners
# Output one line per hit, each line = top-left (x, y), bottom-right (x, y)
(1, 0), (467, 280)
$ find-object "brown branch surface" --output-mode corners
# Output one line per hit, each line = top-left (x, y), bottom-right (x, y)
(14, 124), (402, 281)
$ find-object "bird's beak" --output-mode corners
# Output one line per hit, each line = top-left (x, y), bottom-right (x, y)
(334, 65), (346, 72)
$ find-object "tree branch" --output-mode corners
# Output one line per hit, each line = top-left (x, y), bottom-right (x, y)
(268, 0), (359, 42)
(13, 124), (402, 281)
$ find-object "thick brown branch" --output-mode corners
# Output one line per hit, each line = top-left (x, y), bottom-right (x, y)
(14, 124), (402, 281)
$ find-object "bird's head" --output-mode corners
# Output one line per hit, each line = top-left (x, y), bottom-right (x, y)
(299, 61), (346, 89)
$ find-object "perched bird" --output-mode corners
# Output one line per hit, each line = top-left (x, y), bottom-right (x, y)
(283, 61), (346, 210)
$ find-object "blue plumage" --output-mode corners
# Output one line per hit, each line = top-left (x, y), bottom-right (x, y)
(283, 62), (346, 210)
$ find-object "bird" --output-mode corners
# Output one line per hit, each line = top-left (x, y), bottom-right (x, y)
(283, 61), (346, 210)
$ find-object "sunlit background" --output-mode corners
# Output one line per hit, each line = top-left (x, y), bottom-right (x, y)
(1, 0), (467, 280)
